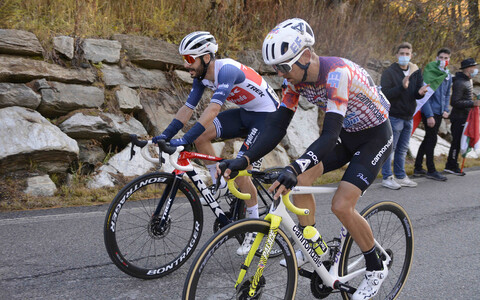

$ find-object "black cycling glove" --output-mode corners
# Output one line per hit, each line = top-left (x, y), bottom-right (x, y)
(276, 166), (298, 189)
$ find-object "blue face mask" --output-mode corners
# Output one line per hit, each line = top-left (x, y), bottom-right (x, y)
(471, 69), (479, 78)
(398, 55), (410, 66)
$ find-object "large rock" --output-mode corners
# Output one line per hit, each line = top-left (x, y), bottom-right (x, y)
(35, 79), (104, 117)
(112, 34), (184, 70)
(102, 64), (169, 89)
(0, 29), (43, 56)
(236, 50), (275, 75)
(0, 106), (79, 173)
(83, 38), (121, 63)
(136, 90), (180, 136)
(58, 111), (148, 141)
(0, 55), (96, 84)
(0, 83), (41, 109)
(115, 85), (142, 112)
(24, 175), (57, 197)
(53, 36), (74, 59)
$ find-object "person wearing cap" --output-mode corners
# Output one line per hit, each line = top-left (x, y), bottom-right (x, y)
(152, 31), (280, 255)
(445, 58), (480, 175)
(219, 18), (393, 299)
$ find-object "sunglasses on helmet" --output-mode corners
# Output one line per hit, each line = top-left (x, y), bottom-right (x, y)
(273, 48), (308, 74)
(182, 54), (200, 65)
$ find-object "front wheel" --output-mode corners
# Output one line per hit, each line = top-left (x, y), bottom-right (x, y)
(104, 172), (203, 279)
(338, 201), (414, 299)
(183, 219), (298, 299)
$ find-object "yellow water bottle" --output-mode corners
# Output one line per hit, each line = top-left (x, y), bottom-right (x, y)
(303, 226), (329, 257)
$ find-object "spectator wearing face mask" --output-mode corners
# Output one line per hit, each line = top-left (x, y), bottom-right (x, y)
(445, 58), (480, 176)
(413, 48), (452, 181)
(380, 42), (429, 190)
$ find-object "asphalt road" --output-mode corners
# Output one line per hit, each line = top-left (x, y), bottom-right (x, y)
(1, 168), (479, 299)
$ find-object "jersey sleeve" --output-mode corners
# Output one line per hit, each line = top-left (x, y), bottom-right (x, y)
(325, 67), (351, 116)
(280, 82), (300, 111)
(186, 78), (206, 109)
(211, 64), (246, 106)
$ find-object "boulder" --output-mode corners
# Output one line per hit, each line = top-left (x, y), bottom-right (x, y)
(35, 79), (104, 117)
(0, 55), (96, 84)
(0, 29), (43, 56)
(83, 38), (121, 63)
(136, 90), (181, 136)
(102, 64), (169, 89)
(0, 106), (79, 173)
(53, 36), (74, 59)
(112, 34), (184, 70)
(115, 85), (142, 112)
(0, 83), (41, 109)
(24, 175), (57, 197)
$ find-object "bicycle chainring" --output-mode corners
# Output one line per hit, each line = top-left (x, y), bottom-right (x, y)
(310, 261), (333, 299)
(236, 276), (266, 300)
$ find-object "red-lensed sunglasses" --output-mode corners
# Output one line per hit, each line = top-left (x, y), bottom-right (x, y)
(182, 54), (199, 65)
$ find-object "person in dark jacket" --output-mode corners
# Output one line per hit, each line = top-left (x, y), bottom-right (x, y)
(414, 48), (452, 181)
(381, 42), (429, 190)
(445, 58), (479, 175)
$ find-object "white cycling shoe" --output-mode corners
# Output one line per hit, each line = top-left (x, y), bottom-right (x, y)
(279, 249), (309, 268)
(236, 232), (257, 255)
(200, 184), (228, 206)
(352, 260), (389, 300)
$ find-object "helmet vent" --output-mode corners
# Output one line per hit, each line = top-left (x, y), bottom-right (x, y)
(271, 43), (275, 59)
(280, 42), (289, 55)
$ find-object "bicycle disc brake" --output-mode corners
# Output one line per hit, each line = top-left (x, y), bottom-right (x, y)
(236, 276), (266, 300)
(149, 215), (171, 238)
(310, 261), (333, 299)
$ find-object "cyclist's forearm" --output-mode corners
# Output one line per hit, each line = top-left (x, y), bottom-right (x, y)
(175, 105), (194, 124)
(244, 106), (294, 162)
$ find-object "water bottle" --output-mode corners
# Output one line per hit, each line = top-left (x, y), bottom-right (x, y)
(303, 226), (329, 257)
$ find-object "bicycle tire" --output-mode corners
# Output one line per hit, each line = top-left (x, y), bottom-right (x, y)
(183, 219), (298, 300)
(104, 172), (203, 279)
(338, 201), (414, 299)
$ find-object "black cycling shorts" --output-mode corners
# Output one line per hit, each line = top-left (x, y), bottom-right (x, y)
(214, 108), (269, 161)
(322, 120), (393, 192)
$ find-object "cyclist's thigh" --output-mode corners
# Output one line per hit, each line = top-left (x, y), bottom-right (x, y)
(214, 108), (246, 139)
(237, 110), (269, 158)
(340, 121), (393, 192)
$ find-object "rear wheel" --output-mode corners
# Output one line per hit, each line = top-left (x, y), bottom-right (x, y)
(338, 201), (414, 299)
(104, 172), (203, 279)
(183, 219), (298, 299)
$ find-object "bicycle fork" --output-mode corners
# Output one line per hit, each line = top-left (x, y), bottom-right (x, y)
(234, 214), (282, 297)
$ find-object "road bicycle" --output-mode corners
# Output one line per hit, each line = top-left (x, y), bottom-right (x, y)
(103, 135), (282, 279)
(183, 170), (414, 299)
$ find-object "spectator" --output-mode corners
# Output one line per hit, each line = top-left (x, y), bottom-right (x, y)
(445, 58), (480, 175)
(413, 48), (452, 181)
(381, 42), (429, 190)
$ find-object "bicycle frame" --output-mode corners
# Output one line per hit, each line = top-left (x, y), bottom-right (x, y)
(231, 175), (393, 296)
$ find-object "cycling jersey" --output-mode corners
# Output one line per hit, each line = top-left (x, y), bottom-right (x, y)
(186, 59), (279, 112)
(282, 57), (390, 132)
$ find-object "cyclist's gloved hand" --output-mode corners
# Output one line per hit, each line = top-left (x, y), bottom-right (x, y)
(276, 166), (298, 190)
(152, 134), (168, 144)
(169, 137), (189, 147)
(218, 157), (248, 180)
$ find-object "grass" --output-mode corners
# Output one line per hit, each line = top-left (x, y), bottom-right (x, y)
(2, 154), (479, 212)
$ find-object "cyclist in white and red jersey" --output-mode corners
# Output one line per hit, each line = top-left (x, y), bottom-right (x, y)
(152, 31), (279, 255)
(219, 19), (392, 299)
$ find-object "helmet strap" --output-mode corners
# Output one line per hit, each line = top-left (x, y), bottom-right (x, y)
(198, 55), (211, 80)
(295, 61), (311, 82)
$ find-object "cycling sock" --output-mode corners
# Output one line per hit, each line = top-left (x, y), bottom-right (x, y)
(363, 246), (382, 271)
(246, 204), (259, 219)
(206, 163), (226, 187)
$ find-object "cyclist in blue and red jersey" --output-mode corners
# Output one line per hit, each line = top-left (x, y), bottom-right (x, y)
(152, 31), (279, 255)
(219, 19), (392, 299)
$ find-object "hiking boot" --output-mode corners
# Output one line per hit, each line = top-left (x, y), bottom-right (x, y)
(280, 249), (309, 268)
(200, 183), (229, 206)
(444, 167), (466, 176)
(413, 168), (427, 177)
(395, 176), (417, 187)
(236, 232), (257, 255)
(352, 260), (389, 300)
(381, 176), (401, 190)
(425, 171), (447, 181)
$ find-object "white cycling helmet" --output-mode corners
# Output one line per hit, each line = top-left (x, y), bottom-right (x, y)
(179, 31), (218, 56)
(262, 18), (315, 65)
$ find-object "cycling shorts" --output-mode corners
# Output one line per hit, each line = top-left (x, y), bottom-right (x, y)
(214, 108), (268, 162)
(322, 121), (393, 192)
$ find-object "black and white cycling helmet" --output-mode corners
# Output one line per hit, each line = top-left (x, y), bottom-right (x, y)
(179, 31), (218, 57)
(262, 18), (315, 65)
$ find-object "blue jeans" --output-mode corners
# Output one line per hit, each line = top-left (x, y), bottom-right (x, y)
(382, 116), (413, 179)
